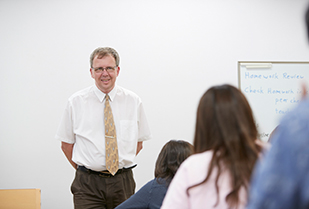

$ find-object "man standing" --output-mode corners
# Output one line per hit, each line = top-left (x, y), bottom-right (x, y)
(56, 47), (152, 209)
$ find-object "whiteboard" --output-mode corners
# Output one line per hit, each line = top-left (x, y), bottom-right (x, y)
(238, 62), (309, 141)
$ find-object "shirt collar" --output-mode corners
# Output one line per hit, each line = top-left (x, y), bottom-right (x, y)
(93, 85), (117, 103)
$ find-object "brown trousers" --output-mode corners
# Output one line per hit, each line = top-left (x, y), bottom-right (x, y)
(71, 167), (136, 209)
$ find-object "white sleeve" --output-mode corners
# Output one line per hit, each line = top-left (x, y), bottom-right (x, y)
(137, 101), (152, 142)
(55, 100), (75, 144)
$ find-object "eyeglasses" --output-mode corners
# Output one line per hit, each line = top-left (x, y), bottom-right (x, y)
(92, 66), (117, 73)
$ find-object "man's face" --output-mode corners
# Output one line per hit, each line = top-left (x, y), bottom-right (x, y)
(90, 55), (120, 94)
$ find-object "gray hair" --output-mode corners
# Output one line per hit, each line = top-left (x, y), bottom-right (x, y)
(90, 47), (120, 68)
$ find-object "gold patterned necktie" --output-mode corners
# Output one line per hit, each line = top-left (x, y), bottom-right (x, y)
(104, 94), (119, 175)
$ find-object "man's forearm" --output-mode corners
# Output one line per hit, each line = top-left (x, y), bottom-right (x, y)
(136, 141), (143, 155)
(61, 142), (77, 169)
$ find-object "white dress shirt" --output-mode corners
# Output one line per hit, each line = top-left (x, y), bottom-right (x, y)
(56, 85), (152, 171)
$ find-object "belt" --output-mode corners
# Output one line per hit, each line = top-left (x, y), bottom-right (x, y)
(77, 165), (136, 177)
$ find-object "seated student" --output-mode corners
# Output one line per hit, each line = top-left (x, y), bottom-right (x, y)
(115, 139), (193, 209)
(246, 9), (309, 209)
(247, 90), (309, 208)
(161, 84), (267, 209)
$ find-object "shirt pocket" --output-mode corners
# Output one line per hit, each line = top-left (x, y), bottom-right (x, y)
(119, 120), (138, 141)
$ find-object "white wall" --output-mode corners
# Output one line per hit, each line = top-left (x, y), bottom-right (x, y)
(1, 0), (309, 208)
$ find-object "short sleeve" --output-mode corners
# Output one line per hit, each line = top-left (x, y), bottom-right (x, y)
(55, 100), (75, 144)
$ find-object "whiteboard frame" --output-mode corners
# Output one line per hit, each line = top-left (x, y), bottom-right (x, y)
(238, 61), (309, 141)
(238, 61), (309, 88)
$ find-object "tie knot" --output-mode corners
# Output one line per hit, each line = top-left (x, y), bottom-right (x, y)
(105, 94), (110, 101)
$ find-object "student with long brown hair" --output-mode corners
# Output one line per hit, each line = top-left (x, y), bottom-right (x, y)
(161, 84), (266, 209)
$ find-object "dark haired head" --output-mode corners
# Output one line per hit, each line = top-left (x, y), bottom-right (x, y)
(194, 84), (258, 154)
(190, 84), (261, 208)
(155, 140), (193, 185)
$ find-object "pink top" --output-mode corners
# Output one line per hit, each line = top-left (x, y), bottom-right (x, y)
(161, 150), (247, 209)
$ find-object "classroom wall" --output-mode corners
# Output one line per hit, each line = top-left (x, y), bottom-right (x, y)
(1, 0), (309, 208)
